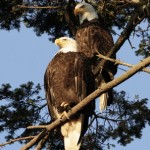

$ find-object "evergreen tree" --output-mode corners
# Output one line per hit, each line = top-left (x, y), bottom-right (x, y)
(0, 0), (150, 149)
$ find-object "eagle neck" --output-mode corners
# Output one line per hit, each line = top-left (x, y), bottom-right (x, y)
(80, 12), (98, 24)
(58, 46), (78, 53)
(79, 18), (108, 30)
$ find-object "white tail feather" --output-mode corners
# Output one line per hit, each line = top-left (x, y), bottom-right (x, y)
(100, 93), (108, 111)
(61, 116), (82, 150)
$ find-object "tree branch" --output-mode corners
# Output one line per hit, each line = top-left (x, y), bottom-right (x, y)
(97, 53), (150, 74)
(95, 114), (128, 122)
(111, 0), (149, 4)
(111, 0), (140, 4)
(0, 136), (35, 147)
(17, 5), (63, 9)
(20, 56), (150, 150)
(20, 130), (47, 150)
(35, 132), (50, 150)
(27, 125), (48, 129)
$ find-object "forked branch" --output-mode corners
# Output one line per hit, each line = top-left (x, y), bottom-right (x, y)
(97, 53), (150, 74)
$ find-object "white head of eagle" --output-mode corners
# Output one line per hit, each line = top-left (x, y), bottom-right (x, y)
(55, 37), (78, 53)
(74, 2), (98, 24)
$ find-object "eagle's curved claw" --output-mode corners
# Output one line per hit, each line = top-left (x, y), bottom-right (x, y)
(60, 111), (70, 120)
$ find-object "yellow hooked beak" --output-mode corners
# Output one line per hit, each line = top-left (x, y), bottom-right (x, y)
(74, 8), (85, 16)
(55, 39), (62, 48)
(55, 38), (65, 48)
(54, 39), (60, 45)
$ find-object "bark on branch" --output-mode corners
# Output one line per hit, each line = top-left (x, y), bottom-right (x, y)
(97, 53), (150, 74)
(20, 56), (150, 150)
(35, 132), (50, 150)
(0, 136), (35, 147)
(17, 5), (63, 9)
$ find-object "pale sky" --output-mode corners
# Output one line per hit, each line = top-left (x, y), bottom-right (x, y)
(0, 24), (149, 150)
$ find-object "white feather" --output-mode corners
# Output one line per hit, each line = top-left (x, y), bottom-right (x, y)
(131, 0), (140, 3)
(61, 116), (82, 150)
(55, 37), (78, 53)
(59, 46), (78, 53)
(100, 93), (108, 111)
(75, 2), (98, 24)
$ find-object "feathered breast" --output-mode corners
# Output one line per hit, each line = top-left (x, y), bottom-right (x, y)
(76, 19), (114, 57)
(44, 52), (95, 119)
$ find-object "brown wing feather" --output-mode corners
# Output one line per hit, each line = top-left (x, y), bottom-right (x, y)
(73, 53), (95, 143)
(44, 52), (95, 119)
(75, 19), (117, 75)
(44, 51), (95, 148)
(75, 19), (118, 107)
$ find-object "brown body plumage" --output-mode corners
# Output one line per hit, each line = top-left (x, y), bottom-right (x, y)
(44, 52), (95, 119)
(76, 19), (117, 74)
(74, 3), (117, 110)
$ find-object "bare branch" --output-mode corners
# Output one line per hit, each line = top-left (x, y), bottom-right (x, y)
(20, 130), (47, 150)
(97, 53), (150, 74)
(17, 5), (63, 9)
(20, 56), (150, 150)
(27, 125), (48, 129)
(35, 132), (50, 150)
(111, 0), (140, 4)
(0, 136), (35, 147)
(95, 114), (127, 122)
(111, 0), (149, 4)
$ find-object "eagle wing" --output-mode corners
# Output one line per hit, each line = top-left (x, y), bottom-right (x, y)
(44, 64), (57, 120)
(76, 20), (117, 75)
(88, 25), (117, 108)
(75, 19), (118, 110)
(74, 53), (95, 143)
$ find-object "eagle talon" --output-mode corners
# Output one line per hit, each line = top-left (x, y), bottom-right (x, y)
(61, 102), (69, 108)
(60, 102), (67, 107)
(60, 102), (72, 112)
(60, 111), (70, 120)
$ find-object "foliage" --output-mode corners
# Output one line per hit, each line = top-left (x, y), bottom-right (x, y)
(0, 0), (149, 51)
(80, 91), (150, 149)
(135, 25), (150, 57)
(107, 91), (150, 145)
(0, 0), (150, 149)
(0, 82), (46, 141)
(0, 0), (68, 40)
(0, 83), (150, 149)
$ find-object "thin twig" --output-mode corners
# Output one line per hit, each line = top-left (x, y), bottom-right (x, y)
(35, 103), (47, 112)
(0, 136), (35, 147)
(95, 114), (126, 122)
(20, 130), (47, 150)
(17, 5), (63, 9)
(127, 39), (135, 49)
(97, 53), (150, 74)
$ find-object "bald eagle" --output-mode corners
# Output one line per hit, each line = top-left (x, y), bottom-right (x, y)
(74, 2), (117, 111)
(44, 37), (95, 150)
